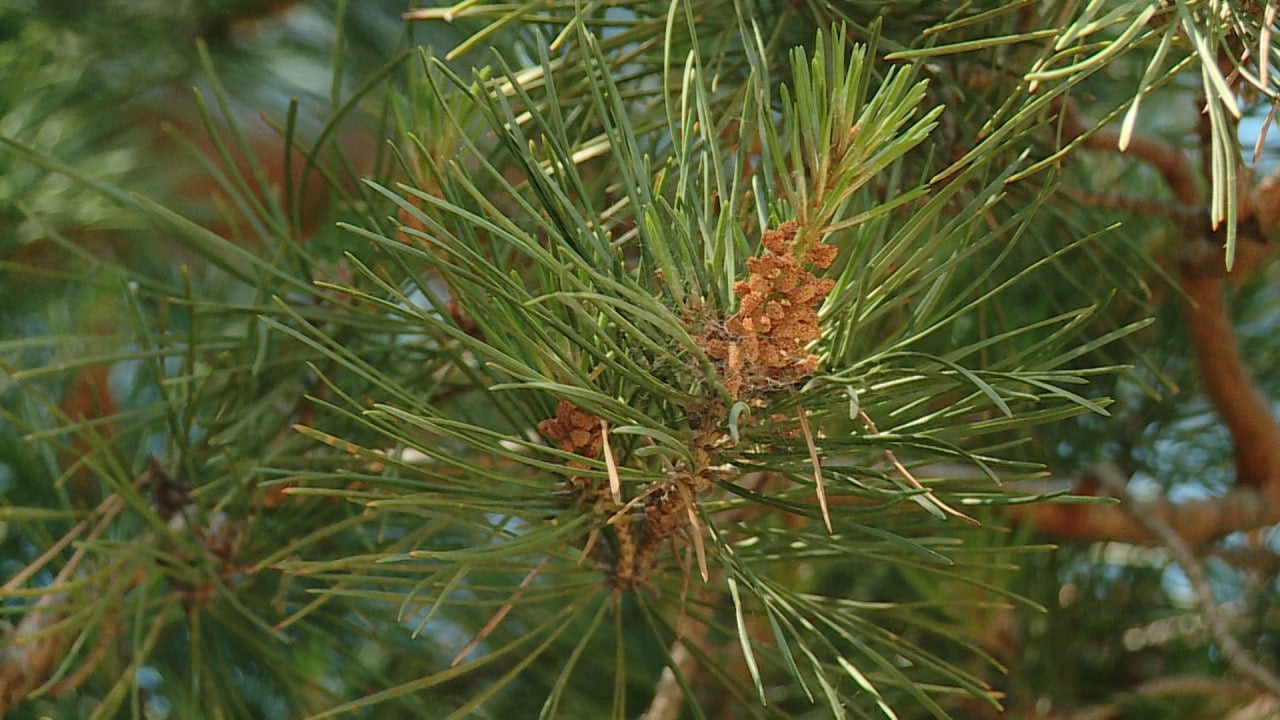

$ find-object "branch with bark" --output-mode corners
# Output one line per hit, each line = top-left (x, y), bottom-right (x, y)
(1092, 464), (1280, 698)
(1018, 102), (1280, 544)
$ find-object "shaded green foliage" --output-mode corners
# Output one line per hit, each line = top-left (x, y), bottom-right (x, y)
(2, 2), (1278, 719)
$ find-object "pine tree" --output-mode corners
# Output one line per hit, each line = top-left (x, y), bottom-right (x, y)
(3, 2), (1279, 719)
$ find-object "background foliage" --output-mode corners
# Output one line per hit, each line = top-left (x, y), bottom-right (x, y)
(2, 1), (1279, 719)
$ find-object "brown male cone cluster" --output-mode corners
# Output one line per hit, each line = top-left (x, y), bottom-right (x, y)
(541, 399), (717, 588)
(540, 222), (838, 587)
(537, 399), (604, 467)
(705, 221), (837, 398)
(537, 400), (639, 583)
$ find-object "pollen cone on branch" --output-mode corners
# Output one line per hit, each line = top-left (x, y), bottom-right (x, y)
(704, 221), (837, 398)
(537, 399), (604, 468)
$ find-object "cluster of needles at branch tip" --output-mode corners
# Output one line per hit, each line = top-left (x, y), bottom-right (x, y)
(536, 223), (842, 587)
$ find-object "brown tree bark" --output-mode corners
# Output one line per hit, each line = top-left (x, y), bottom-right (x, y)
(1016, 103), (1280, 543)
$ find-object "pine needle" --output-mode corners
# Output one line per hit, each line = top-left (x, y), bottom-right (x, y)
(858, 410), (978, 525)
(600, 417), (622, 505)
(451, 556), (550, 667)
(796, 405), (832, 533)
(679, 484), (710, 583)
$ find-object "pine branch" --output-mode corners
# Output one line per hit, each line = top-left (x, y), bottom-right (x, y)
(1093, 464), (1280, 698)
(1013, 471), (1275, 545)
(10, 3), (1279, 717)
(1051, 97), (1280, 516)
